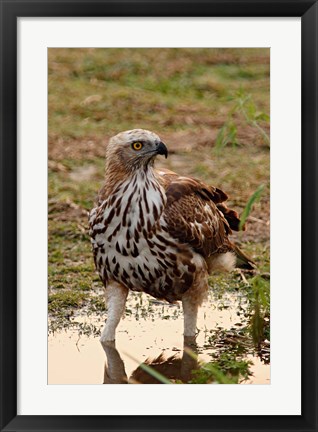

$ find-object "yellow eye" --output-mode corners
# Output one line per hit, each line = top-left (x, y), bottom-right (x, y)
(132, 141), (143, 151)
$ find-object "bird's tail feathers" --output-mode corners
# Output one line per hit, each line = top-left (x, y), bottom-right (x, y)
(232, 243), (256, 270)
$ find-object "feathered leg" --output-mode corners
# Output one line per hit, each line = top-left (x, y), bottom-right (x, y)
(182, 262), (209, 337)
(100, 281), (128, 342)
(182, 297), (199, 337)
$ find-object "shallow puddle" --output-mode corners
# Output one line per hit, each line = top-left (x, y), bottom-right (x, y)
(48, 291), (270, 384)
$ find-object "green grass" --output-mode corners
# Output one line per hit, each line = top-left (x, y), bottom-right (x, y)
(49, 48), (269, 141)
(190, 353), (253, 384)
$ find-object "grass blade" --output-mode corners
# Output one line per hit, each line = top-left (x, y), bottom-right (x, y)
(124, 352), (172, 384)
(239, 185), (265, 231)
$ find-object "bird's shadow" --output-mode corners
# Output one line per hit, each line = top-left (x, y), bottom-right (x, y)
(101, 336), (199, 384)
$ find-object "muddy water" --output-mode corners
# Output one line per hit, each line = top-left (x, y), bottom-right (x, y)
(48, 292), (270, 384)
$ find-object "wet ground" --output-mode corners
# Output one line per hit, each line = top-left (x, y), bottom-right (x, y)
(48, 290), (270, 384)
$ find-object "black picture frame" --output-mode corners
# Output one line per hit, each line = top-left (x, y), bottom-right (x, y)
(0, 1), (317, 431)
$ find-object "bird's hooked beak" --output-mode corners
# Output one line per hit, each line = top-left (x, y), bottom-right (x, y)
(156, 141), (168, 159)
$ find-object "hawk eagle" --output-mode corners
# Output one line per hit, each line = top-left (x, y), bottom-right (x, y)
(89, 129), (253, 342)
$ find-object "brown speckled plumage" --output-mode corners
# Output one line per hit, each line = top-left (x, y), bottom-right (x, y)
(89, 129), (254, 341)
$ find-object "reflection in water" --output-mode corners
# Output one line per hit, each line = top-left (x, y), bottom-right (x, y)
(102, 337), (198, 384)
(102, 341), (128, 384)
(48, 290), (270, 384)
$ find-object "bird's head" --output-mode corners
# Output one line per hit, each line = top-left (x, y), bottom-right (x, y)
(106, 129), (168, 173)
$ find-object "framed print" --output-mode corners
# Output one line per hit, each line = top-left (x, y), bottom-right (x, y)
(0, 1), (317, 431)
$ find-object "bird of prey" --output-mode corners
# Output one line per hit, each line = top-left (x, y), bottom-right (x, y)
(89, 129), (253, 342)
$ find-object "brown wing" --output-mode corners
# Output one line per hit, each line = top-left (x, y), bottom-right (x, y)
(156, 168), (228, 205)
(155, 168), (243, 233)
(216, 202), (244, 232)
(155, 169), (236, 258)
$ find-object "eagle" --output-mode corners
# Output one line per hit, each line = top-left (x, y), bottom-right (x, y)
(89, 129), (254, 343)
